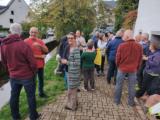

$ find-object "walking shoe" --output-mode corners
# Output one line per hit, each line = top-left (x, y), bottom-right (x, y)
(128, 103), (136, 107)
(114, 102), (120, 106)
(101, 72), (105, 76)
(91, 88), (95, 91)
(113, 81), (116, 85)
(39, 93), (48, 98)
(77, 88), (81, 92)
(65, 106), (72, 111)
(65, 106), (77, 111)
(107, 79), (111, 84)
(82, 87), (88, 91)
(30, 113), (41, 120)
(97, 73), (100, 77)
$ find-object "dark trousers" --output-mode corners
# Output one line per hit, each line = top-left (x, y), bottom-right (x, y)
(10, 78), (38, 120)
(107, 60), (117, 83)
(36, 68), (44, 96)
(83, 68), (95, 90)
(136, 72), (158, 97)
(95, 56), (105, 73)
(137, 61), (146, 89)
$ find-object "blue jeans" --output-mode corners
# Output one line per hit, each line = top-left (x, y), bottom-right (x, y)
(64, 71), (68, 89)
(114, 70), (137, 106)
(10, 78), (38, 120)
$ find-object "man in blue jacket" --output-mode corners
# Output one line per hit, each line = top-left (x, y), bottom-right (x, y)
(106, 30), (124, 84)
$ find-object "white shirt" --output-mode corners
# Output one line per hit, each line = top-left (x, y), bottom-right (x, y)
(97, 40), (107, 56)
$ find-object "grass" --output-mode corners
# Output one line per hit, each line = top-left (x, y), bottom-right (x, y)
(0, 56), (65, 120)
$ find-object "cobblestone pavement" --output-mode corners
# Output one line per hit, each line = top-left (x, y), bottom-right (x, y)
(26, 74), (156, 120)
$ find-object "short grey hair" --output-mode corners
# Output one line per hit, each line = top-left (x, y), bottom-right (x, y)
(87, 39), (94, 49)
(142, 33), (149, 40)
(116, 30), (122, 37)
(10, 23), (22, 35)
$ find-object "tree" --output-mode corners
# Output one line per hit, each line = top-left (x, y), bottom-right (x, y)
(114, 0), (139, 31)
(28, 0), (97, 40)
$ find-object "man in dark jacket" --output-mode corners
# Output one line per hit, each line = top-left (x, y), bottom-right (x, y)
(106, 30), (124, 84)
(1, 23), (39, 120)
(114, 29), (143, 106)
(136, 33), (151, 94)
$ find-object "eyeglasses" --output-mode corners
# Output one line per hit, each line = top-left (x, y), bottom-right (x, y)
(68, 37), (74, 39)
(31, 31), (37, 33)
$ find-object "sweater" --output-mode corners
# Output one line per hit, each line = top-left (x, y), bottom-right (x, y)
(116, 39), (143, 73)
(81, 51), (96, 68)
(97, 40), (107, 56)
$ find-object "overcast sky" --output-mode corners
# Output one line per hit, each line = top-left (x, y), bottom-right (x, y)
(0, 0), (114, 6)
(0, 0), (30, 5)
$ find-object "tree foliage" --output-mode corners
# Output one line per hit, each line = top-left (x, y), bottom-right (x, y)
(26, 0), (97, 40)
(114, 0), (139, 31)
(122, 10), (137, 29)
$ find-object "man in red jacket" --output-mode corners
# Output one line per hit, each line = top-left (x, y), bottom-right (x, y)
(114, 29), (143, 106)
(25, 27), (48, 98)
(0, 23), (39, 120)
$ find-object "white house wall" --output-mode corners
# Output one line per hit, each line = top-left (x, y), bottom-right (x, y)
(134, 0), (160, 36)
(0, 0), (29, 28)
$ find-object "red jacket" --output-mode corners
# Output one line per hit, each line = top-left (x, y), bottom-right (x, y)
(1, 34), (37, 80)
(116, 39), (143, 73)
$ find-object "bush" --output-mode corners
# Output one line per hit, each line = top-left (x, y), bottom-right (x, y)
(122, 10), (137, 29)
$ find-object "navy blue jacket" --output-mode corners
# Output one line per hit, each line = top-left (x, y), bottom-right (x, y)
(141, 42), (151, 56)
(58, 36), (68, 57)
(106, 37), (124, 61)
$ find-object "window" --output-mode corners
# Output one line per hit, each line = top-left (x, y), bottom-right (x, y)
(11, 10), (14, 15)
(10, 19), (14, 23)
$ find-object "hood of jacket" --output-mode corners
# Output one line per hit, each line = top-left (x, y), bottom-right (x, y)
(1, 34), (21, 45)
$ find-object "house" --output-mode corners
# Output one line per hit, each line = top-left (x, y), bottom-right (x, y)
(134, 0), (160, 40)
(0, 0), (29, 30)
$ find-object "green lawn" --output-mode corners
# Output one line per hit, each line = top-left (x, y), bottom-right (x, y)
(0, 56), (65, 120)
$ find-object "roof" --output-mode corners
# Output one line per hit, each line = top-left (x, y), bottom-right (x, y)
(104, 1), (116, 8)
(0, 0), (15, 14)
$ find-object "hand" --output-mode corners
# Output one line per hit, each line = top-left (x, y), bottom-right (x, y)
(32, 42), (42, 49)
(61, 59), (68, 64)
(142, 55), (148, 60)
(34, 55), (46, 59)
(41, 55), (46, 59)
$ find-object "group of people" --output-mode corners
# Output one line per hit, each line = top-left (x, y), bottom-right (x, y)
(57, 28), (160, 116)
(0, 23), (48, 120)
(0, 22), (160, 119)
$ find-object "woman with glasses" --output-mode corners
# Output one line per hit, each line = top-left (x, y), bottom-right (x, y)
(61, 32), (80, 111)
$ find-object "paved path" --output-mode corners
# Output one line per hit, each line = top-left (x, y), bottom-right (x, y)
(26, 74), (155, 120)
